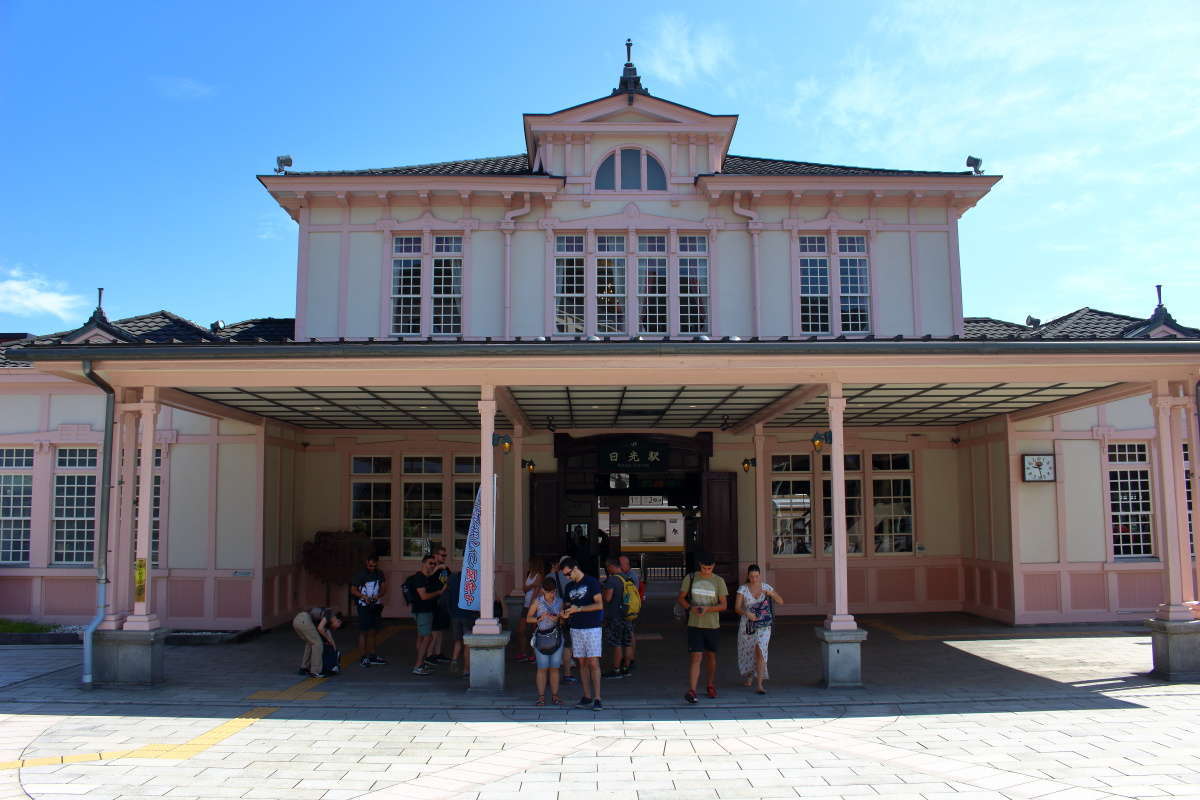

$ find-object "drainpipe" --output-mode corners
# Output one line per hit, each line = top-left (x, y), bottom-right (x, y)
(80, 360), (115, 688)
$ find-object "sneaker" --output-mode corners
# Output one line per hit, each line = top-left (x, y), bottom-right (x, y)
(297, 668), (310, 676)
(576, 696), (592, 707)
(592, 699), (603, 710)
(422, 660), (439, 669)
(619, 666), (631, 677)
(684, 689), (698, 704)
(307, 672), (324, 679)
(601, 669), (625, 680)
(368, 655), (388, 665)
(359, 657), (371, 668)
(561, 675), (579, 685)
(411, 665), (433, 676)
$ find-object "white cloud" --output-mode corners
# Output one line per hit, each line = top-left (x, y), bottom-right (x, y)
(0, 266), (87, 321)
(641, 17), (734, 87)
(151, 76), (214, 100)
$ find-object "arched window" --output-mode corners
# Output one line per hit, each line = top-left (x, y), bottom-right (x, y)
(595, 148), (668, 191)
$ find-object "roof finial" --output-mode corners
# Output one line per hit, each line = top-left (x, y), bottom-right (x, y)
(613, 37), (649, 102)
(1155, 284), (1163, 307)
(97, 287), (104, 311)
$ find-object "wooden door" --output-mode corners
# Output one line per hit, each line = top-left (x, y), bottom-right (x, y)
(529, 474), (560, 566)
(701, 471), (738, 587)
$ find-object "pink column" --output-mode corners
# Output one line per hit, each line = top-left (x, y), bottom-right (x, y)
(473, 386), (501, 635)
(100, 408), (137, 630)
(511, 423), (526, 592)
(1170, 399), (1195, 605)
(124, 388), (160, 631)
(753, 424), (768, 567)
(1152, 390), (1192, 622)
(825, 386), (857, 631)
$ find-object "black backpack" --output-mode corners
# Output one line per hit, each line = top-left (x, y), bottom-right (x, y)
(401, 572), (421, 607)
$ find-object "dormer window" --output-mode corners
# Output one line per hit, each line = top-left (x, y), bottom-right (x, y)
(595, 148), (667, 191)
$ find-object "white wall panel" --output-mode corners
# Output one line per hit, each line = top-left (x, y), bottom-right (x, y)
(305, 233), (341, 339)
(167, 444), (209, 569)
(216, 442), (256, 570)
(872, 231), (913, 336)
(49, 395), (103, 429)
(346, 232), (383, 337)
(0, 395), (40, 433)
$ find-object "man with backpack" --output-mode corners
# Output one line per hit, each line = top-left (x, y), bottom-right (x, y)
(602, 558), (638, 679)
(676, 552), (728, 704)
(619, 555), (643, 672)
(405, 555), (443, 676)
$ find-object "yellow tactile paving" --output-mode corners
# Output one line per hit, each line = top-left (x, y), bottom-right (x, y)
(0, 706), (278, 771)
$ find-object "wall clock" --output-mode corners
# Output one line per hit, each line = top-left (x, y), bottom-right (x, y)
(1022, 454), (1056, 482)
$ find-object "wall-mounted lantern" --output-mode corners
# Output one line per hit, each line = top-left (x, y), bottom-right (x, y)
(741, 457), (756, 472)
(521, 458), (536, 473)
(492, 433), (513, 453)
(810, 430), (832, 452)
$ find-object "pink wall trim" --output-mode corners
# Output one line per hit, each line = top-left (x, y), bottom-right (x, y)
(167, 579), (205, 618)
(214, 579), (253, 620)
(0, 577), (33, 615)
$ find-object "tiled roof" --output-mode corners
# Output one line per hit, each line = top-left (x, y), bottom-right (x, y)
(1034, 308), (1143, 339)
(963, 317), (1030, 339)
(218, 318), (295, 341)
(106, 311), (222, 343)
(279, 153), (974, 179)
(283, 155), (536, 178)
(719, 155), (972, 178)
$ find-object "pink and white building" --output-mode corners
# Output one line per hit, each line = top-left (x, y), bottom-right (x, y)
(3, 54), (1200, 678)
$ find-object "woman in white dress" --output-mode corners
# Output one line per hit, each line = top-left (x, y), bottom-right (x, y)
(734, 564), (784, 694)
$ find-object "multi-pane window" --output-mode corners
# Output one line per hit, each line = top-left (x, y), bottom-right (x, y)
(53, 447), (98, 565)
(1185, 443), (1194, 555)
(771, 479), (813, 555)
(402, 456), (443, 558)
(453, 455), (481, 474)
(432, 235), (462, 335)
(555, 235), (585, 334)
(133, 448), (164, 568)
(678, 235), (709, 334)
(637, 235), (668, 334)
(0, 448), (34, 565)
(771, 454), (811, 472)
(838, 235), (871, 333)
(1108, 443), (1153, 557)
(453, 480), (481, 558)
(797, 235), (830, 334)
(823, 478), (865, 555)
(872, 477), (913, 553)
(391, 236), (422, 335)
(596, 235), (626, 335)
(594, 148), (668, 191)
(351, 456), (392, 558)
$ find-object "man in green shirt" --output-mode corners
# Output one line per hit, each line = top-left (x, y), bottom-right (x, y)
(676, 552), (728, 704)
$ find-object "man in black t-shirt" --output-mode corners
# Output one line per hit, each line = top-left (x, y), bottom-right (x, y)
(410, 555), (443, 676)
(560, 557), (605, 710)
(350, 555), (388, 668)
(427, 546), (452, 663)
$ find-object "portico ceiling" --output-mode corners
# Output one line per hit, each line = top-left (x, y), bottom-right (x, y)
(180, 380), (1117, 431)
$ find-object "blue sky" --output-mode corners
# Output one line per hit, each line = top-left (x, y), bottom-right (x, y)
(2, 0), (1197, 336)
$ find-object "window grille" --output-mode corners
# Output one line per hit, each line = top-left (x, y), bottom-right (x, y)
(133, 473), (162, 568)
(637, 236), (668, 335)
(0, 474), (32, 564)
(453, 455), (481, 474)
(555, 235), (585, 334)
(402, 481), (443, 558)
(822, 478), (865, 555)
(799, 257), (830, 334)
(57, 448), (97, 469)
(402, 456), (443, 474)
(351, 480), (392, 558)
(1108, 443), (1153, 557)
(872, 477), (913, 553)
(391, 235), (422, 336)
(771, 479), (813, 555)
(678, 235), (709, 334)
(1185, 443), (1194, 555)
(432, 235), (462, 335)
(53, 474), (97, 564)
(453, 480), (480, 557)
(0, 448), (34, 468)
(771, 454), (811, 472)
(594, 149), (667, 191)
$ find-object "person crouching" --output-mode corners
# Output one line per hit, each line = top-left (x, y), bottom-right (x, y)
(293, 607), (344, 678)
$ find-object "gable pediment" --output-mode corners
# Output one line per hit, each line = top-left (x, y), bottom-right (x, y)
(526, 92), (736, 131)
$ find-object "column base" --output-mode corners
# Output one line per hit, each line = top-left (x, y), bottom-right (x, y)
(122, 613), (161, 632)
(814, 626), (868, 688)
(463, 631), (512, 692)
(98, 613), (126, 631)
(1146, 618), (1200, 681)
(93, 628), (169, 685)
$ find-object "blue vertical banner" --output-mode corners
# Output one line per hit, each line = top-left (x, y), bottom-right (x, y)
(458, 486), (482, 611)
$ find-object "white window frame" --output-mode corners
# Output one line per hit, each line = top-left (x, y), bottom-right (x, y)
(390, 235), (422, 336)
(133, 447), (164, 568)
(869, 451), (914, 555)
(593, 146), (669, 192)
(821, 453), (865, 557)
(350, 455), (393, 558)
(595, 234), (627, 335)
(431, 235), (463, 335)
(677, 234), (710, 335)
(1106, 442), (1154, 558)
(554, 234), (586, 334)
(636, 234), (669, 335)
(793, 232), (872, 337)
(797, 235), (831, 335)
(0, 447), (35, 565)
(52, 446), (98, 566)
(401, 455), (444, 559)
(837, 234), (871, 334)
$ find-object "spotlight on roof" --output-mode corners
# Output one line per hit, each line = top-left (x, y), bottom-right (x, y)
(1025, 315), (1041, 327)
(965, 155), (983, 175)
(274, 155), (293, 174)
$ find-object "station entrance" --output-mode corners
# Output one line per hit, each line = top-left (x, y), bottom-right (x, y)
(529, 433), (739, 590)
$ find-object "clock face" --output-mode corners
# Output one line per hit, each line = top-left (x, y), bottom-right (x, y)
(1023, 454), (1055, 482)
